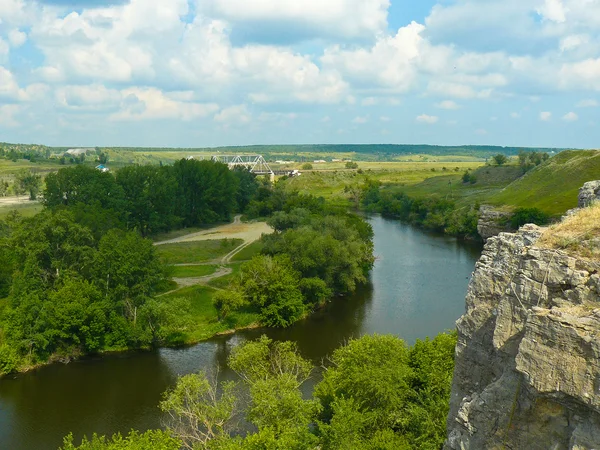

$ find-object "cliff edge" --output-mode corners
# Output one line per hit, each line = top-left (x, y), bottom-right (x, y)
(446, 195), (600, 449)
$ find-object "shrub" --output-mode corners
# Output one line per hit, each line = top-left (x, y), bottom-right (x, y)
(510, 207), (550, 228)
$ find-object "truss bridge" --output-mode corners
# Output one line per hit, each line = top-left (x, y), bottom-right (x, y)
(210, 155), (274, 175)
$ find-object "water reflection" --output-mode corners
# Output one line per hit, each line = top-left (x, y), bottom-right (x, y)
(0, 216), (481, 450)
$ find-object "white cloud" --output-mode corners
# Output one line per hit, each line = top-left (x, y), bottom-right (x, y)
(475, 128), (487, 135)
(560, 34), (588, 52)
(380, 116), (391, 122)
(540, 111), (552, 121)
(563, 111), (578, 121)
(322, 22), (423, 92)
(427, 81), (493, 99)
(0, 104), (21, 128)
(435, 100), (460, 110)
(214, 104), (251, 124)
(110, 87), (219, 121)
(536, 0), (567, 23)
(510, 112), (521, 118)
(0, 39), (9, 58)
(55, 84), (121, 111)
(8, 29), (27, 48)
(416, 114), (439, 124)
(352, 116), (369, 124)
(198, 0), (390, 41)
(577, 99), (598, 107)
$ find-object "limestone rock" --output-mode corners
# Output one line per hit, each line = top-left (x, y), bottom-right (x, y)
(445, 222), (600, 450)
(578, 181), (600, 208)
(477, 205), (515, 242)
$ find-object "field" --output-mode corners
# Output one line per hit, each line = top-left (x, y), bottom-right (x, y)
(155, 239), (243, 265)
(489, 150), (600, 215)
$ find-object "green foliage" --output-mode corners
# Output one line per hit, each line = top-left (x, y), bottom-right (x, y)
(213, 289), (247, 320)
(345, 161), (359, 169)
(15, 169), (42, 200)
(263, 214), (374, 294)
(316, 332), (458, 449)
(518, 150), (549, 173)
(362, 187), (480, 238)
(116, 165), (179, 236)
(60, 430), (180, 450)
(173, 159), (238, 226)
(237, 255), (306, 327)
(492, 154), (508, 166)
(160, 372), (238, 449)
(43, 165), (126, 212)
(301, 163), (313, 170)
(510, 207), (551, 229)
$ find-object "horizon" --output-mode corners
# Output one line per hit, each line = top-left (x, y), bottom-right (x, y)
(1, 0), (599, 148)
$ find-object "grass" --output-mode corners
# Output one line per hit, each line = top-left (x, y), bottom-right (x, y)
(231, 241), (264, 261)
(156, 239), (243, 264)
(169, 264), (218, 278)
(161, 284), (259, 344)
(0, 202), (43, 220)
(400, 165), (524, 207)
(208, 262), (243, 290)
(490, 150), (600, 216)
(538, 202), (600, 257)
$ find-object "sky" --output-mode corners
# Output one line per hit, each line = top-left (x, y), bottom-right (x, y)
(0, 0), (599, 148)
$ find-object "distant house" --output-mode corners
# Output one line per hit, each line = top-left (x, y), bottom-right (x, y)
(313, 160), (327, 163)
(96, 164), (109, 173)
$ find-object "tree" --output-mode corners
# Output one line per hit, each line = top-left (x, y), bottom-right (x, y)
(173, 159), (238, 226)
(116, 165), (179, 236)
(160, 372), (238, 450)
(301, 163), (313, 170)
(345, 161), (359, 169)
(61, 430), (180, 450)
(238, 255), (306, 327)
(492, 154), (508, 166)
(43, 165), (125, 212)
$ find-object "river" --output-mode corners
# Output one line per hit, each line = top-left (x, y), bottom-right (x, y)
(0, 216), (481, 449)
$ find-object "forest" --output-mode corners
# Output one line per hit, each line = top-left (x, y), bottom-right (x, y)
(0, 160), (374, 374)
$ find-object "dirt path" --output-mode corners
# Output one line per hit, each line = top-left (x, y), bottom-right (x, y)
(0, 196), (38, 207)
(157, 216), (272, 295)
(154, 215), (272, 246)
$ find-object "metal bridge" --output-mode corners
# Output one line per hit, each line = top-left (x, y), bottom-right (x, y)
(189, 154), (296, 178)
(210, 155), (274, 175)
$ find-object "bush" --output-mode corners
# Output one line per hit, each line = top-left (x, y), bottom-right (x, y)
(510, 207), (550, 228)
(301, 163), (313, 170)
(345, 162), (359, 169)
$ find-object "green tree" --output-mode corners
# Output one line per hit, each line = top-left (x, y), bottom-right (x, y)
(61, 430), (180, 450)
(492, 154), (508, 166)
(160, 372), (238, 449)
(510, 207), (550, 228)
(173, 159), (237, 226)
(238, 255), (306, 327)
(116, 165), (179, 236)
(345, 161), (359, 169)
(301, 163), (313, 170)
(43, 165), (125, 212)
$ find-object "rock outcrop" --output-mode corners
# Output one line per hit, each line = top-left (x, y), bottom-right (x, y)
(579, 181), (600, 208)
(477, 206), (514, 241)
(445, 217), (600, 449)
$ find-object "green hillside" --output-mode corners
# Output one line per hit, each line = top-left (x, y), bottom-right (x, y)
(490, 150), (600, 215)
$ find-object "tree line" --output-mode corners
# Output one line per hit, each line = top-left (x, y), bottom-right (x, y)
(0, 161), (376, 373)
(62, 331), (457, 450)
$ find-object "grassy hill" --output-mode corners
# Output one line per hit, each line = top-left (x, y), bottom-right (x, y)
(490, 150), (600, 216)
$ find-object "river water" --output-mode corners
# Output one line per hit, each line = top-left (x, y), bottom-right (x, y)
(0, 216), (481, 449)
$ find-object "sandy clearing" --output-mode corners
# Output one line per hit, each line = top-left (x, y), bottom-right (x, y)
(154, 215), (273, 246)
(0, 196), (38, 206)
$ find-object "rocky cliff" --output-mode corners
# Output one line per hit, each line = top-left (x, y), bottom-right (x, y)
(477, 206), (514, 242)
(446, 198), (600, 449)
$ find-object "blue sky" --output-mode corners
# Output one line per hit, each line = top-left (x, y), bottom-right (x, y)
(0, 0), (599, 148)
